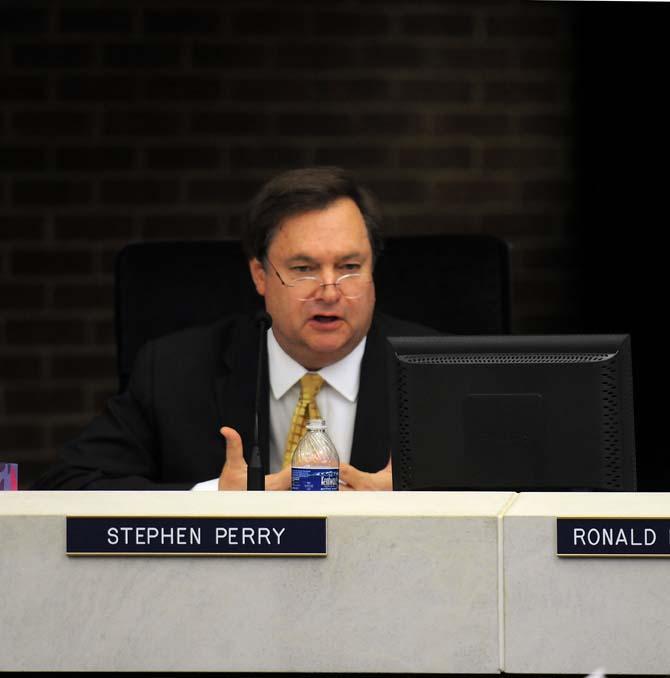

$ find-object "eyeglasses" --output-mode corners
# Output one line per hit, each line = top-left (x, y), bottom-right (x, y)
(267, 259), (371, 301)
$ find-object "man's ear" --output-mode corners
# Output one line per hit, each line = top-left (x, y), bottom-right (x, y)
(248, 258), (266, 296)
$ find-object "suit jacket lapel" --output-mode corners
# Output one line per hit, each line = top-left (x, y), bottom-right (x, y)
(214, 316), (271, 470)
(350, 316), (390, 472)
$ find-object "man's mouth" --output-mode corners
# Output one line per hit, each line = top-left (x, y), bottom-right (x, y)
(311, 315), (341, 325)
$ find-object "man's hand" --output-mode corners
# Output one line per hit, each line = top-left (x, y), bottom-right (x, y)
(339, 457), (393, 491)
(218, 427), (291, 491)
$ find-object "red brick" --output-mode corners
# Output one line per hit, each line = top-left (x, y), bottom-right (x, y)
(13, 44), (94, 68)
(395, 79), (471, 103)
(52, 284), (114, 310)
(145, 146), (220, 170)
(230, 146), (308, 170)
(51, 353), (116, 380)
(396, 146), (471, 169)
(487, 15), (560, 39)
(101, 180), (180, 205)
(314, 12), (390, 36)
(0, 283), (46, 309)
(103, 109), (184, 136)
(393, 212), (477, 232)
(520, 48), (570, 69)
(104, 43), (182, 69)
(12, 110), (96, 136)
(484, 80), (558, 104)
(54, 215), (135, 240)
(11, 249), (92, 276)
(190, 112), (268, 135)
(0, 147), (48, 172)
(228, 78), (317, 102)
(100, 248), (120, 276)
(6, 387), (85, 415)
(519, 114), (573, 136)
(141, 214), (220, 239)
(12, 180), (92, 206)
(0, 216), (45, 239)
(144, 76), (220, 101)
(434, 180), (515, 206)
(358, 114), (426, 135)
(366, 179), (428, 204)
(435, 47), (513, 70)
(143, 9), (221, 34)
(276, 114), (354, 136)
(316, 79), (390, 102)
(231, 10), (308, 36)
(0, 8), (47, 33)
(192, 43), (266, 69)
(480, 211), (559, 234)
(53, 147), (135, 171)
(274, 44), (357, 69)
(359, 44), (426, 68)
(58, 75), (137, 101)
(400, 14), (474, 37)
(6, 319), (87, 346)
(59, 9), (132, 33)
(522, 179), (573, 203)
(483, 147), (561, 170)
(0, 426), (44, 450)
(93, 320), (116, 345)
(435, 114), (511, 136)
(0, 76), (47, 100)
(314, 146), (390, 168)
(0, 355), (43, 380)
(187, 179), (258, 204)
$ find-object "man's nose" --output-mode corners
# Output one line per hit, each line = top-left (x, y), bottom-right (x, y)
(314, 277), (341, 302)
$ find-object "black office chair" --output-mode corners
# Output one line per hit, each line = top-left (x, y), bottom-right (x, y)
(114, 235), (510, 391)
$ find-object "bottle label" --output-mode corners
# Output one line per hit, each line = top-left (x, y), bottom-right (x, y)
(291, 467), (339, 491)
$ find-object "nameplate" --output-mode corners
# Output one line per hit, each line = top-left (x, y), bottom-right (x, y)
(557, 518), (670, 557)
(67, 517), (326, 556)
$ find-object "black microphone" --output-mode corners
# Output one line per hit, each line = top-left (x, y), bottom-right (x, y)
(247, 311), (272, 490)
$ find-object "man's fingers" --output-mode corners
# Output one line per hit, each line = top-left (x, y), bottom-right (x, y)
(339, 462), (393, 491)
(219, 427), (246, 468)
(218, 427), (247, 491)
(339, 463), (365, 488)
(265, 466), (291, 491)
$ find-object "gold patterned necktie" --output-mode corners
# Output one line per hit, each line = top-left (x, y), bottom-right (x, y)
(282, 373), (324, 468)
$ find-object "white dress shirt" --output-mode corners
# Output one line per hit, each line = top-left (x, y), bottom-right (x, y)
(192, 328), (366, 490)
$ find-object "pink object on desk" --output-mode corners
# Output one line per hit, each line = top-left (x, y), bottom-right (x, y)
(0, 463), (18, 490)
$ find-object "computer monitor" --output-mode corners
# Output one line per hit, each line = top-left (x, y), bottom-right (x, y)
(387, 334), (636, 491)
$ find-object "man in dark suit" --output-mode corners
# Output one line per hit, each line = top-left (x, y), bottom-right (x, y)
(34, 167), (434, 491)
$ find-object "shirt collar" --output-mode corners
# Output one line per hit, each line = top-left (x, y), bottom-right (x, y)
(267, 328), (366, 403)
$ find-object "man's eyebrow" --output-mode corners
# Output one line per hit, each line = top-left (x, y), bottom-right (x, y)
(285, 254), (317, 265)
(286, 252), (365, 264)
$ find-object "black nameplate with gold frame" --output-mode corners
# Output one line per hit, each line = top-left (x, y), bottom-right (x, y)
(558, 518), (670, 557)
(67, 517), (326, 556)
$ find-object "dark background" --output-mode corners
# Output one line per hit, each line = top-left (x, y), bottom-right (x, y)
(574, 3), (669, 490)
(0, 1), (667, 489)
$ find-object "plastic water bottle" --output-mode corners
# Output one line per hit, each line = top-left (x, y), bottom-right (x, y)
(291, 419), (339, 491)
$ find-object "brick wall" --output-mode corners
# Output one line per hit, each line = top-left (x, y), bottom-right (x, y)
(1, 0), (578, 487)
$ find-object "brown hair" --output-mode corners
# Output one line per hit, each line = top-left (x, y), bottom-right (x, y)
(243, 166), (383, 264)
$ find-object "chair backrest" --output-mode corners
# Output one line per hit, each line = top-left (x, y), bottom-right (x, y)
(114, 235), (510, 391)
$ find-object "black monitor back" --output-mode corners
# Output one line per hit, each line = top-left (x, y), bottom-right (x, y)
(388, 334), (637, 491)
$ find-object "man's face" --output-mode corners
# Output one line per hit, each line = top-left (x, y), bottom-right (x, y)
(249, 197), (376, 370)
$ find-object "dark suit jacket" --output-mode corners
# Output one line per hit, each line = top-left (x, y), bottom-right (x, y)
(33, 312), (436, 490)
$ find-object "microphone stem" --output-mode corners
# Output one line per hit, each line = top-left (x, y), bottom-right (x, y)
(247, 316), (267, 490)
